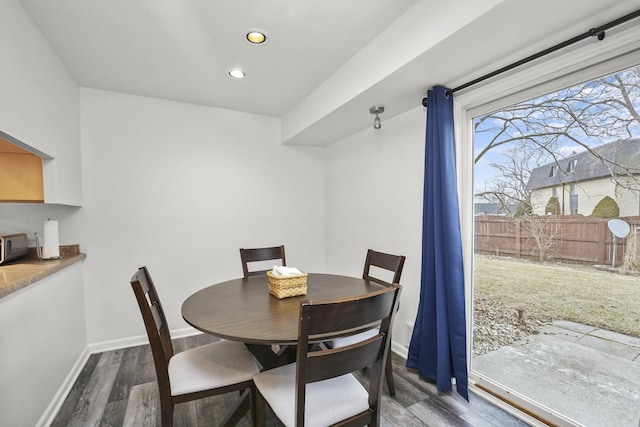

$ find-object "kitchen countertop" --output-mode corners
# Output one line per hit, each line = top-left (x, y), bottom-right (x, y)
(0, 245), (86, 299)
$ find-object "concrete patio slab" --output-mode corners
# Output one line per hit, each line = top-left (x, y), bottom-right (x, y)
(539, 324), (583, 342)
(576, 334), (640, 360)
(473, 331), (640, 426)
(551, 320), (598, 334)
(589, 328), (640, 349)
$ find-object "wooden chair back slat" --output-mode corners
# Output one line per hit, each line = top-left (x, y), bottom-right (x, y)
(305, 291), (396, 336)
(305, 336), (384, 383)
(363, 249), (406, 286)
(239, 245), (286, 278)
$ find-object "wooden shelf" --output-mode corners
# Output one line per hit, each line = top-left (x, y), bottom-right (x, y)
(0, 138), (44, 202)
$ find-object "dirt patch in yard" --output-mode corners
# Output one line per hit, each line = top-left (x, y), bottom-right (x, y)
(473, 295), (550, 356)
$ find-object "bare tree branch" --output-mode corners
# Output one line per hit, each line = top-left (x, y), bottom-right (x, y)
(474, 65), (640, 207)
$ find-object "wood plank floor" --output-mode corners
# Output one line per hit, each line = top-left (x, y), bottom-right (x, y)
(51, 335), (529, 426)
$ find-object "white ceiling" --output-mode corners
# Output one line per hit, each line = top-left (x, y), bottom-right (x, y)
(18, 0), (417, 117)
(18, 0), (640, 146)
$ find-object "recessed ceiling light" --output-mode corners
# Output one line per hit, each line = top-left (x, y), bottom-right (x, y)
(228, 68), (245, 79)
(246, 31), (266, 45)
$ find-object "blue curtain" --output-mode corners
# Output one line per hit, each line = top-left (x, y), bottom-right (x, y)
(406, 85), (468, 400)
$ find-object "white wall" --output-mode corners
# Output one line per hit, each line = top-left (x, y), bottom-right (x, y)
(80, 88), (326, 345)
(325, 106), (426, 353)
(0, 0), (82, 206)
(0, 263), (86, 427)
(0, 203), (83, 247)
(0, 2), (86, 426)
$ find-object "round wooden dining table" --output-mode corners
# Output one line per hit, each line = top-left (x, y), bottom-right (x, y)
(181, 273), (385, 346)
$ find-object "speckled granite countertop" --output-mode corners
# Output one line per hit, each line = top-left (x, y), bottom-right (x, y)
(0, 245), (86, 299)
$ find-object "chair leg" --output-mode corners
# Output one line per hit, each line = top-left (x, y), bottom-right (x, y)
(250, 386), (257, 426)
(254, 389), (267, 427)
(385, 354), (396, 396)
(160, 401), (174, 427)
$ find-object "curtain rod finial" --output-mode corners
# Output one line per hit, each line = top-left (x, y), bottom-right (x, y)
(589, 27), (606, 41)
(422, 97), (428, 107)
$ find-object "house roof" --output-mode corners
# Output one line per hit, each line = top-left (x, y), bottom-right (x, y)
(527, 138), (640, 190)
(474, 202), (517, 216)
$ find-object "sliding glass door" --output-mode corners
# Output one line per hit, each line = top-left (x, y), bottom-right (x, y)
(468, 62), (640, 426)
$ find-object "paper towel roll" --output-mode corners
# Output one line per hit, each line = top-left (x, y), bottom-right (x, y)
(43, 219), (60, 259)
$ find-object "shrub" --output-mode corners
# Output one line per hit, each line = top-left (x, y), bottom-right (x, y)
(591, 196), (620, 218)
(514, 201), (532, 217)
(545, 197), (561, 215)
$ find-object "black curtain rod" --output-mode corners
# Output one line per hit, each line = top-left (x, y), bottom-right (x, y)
(421, 8), (640, 107)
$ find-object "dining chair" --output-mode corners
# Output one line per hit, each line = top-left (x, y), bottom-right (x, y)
(130, 266), (260, 427)
(253, 284), (402, 427)
(328, 249), (406, 396)
(362, 249), (405, 286)
(240, 245), (286, 278)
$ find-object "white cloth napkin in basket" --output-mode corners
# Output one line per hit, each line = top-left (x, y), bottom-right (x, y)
(271, 265), (304, 277)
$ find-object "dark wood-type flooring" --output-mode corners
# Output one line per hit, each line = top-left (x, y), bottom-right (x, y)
(51, 334), (529, 426)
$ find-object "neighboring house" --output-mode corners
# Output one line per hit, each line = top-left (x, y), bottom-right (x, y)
(474, 202), (517, 216)
(527, 138), (640, 216)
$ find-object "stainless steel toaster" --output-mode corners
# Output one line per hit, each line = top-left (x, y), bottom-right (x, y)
(0, 233), (29, 265)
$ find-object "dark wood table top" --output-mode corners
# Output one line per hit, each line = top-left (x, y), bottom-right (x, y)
(181, 273), (385, 345)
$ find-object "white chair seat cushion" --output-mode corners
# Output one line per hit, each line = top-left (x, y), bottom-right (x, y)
(253, 363), (370, 427)
(169, 340), (259, 396)
(329, 327), (379, 348)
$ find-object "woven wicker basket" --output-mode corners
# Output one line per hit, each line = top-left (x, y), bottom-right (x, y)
(267, 271), (308, 299)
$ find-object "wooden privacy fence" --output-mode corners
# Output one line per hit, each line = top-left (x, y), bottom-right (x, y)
(475, 215), (640, 265)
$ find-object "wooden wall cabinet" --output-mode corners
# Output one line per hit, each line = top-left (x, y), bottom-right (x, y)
(0, 138), (44, 202)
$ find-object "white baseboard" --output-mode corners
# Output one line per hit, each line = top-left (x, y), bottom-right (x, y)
(88, 333), (148, 353)
(171, 327), (204, 340)
(36, 346), (91, 427)
(88, 326), (201, 353)
(391, 339), (409, 360)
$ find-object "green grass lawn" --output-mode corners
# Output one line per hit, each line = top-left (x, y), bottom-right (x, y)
(474, 254), (640, 338)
